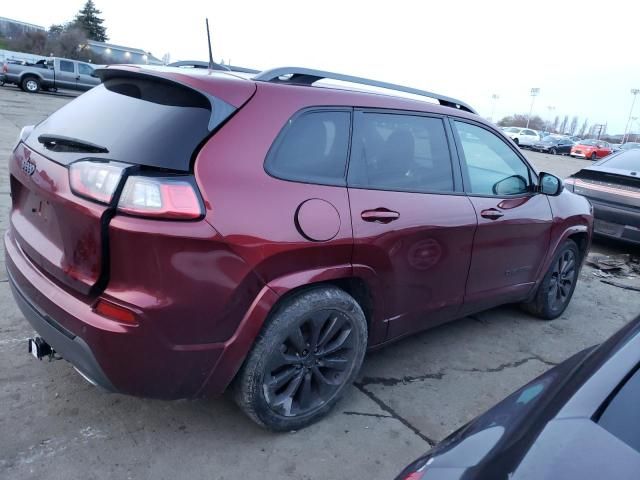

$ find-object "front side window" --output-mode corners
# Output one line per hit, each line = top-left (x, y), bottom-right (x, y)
(454, 121), (532, 196)
(78, 63), (94, 76)
(348, 112), (454, 193)
(59, 60), (75, 73)
(265, 110), (350, 185)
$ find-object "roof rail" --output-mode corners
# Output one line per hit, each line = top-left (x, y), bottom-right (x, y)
(253, 67), (476, 114)
(168, 60), (260, 74)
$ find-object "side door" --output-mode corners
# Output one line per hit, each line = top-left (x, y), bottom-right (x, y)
(523, 129), (538, 146)
(450, 119), (553, 313)
(347, 110), (477, 341)
(55, 59), (77, 89)
(559, 139), (573, 154)
(76, 62), (98, 90)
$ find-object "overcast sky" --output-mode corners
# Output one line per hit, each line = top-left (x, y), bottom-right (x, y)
(4, 1), (640, 133)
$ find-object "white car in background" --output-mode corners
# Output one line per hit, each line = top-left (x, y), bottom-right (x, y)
(502, 127), (540, 148)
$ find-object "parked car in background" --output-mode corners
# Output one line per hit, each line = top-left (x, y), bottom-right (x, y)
(502, 127), (540, 147)
(7, 65), (592, 431)
(570, 139), (612, 160)
(620, 142), (640, 151)
(395, 315), (640, 480)
(565, 149), (640, 245)
(1, 57), (100, 93)
(532, 135), (574, 155)
(610, 143), (622, 152)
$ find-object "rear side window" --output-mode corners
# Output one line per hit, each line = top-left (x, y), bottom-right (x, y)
(598, 366), (640, 453)
(265, 110), (351, 186)
(348, 112), (454, 193)
(59, 60), (74, 73)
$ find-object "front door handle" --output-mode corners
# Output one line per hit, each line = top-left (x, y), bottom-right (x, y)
(480, 208), (504, 220)
(361, 208), (400, 223)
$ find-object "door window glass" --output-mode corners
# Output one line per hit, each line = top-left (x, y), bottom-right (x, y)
(454, 121), (531, 196)
(78, 63), (94, 76)
(59, 60), (75, 73)
(348, 113), (454, 193)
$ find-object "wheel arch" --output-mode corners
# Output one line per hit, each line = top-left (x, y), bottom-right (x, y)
(197, 266), (383, 397)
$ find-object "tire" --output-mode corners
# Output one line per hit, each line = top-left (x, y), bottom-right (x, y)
(549, 148), (557, 155)
(513, 138), (520, 145)
(590, 152), (597, 160)
(21, 76), (40, 93)
(522, 240), (580, 320)
(233, 286), (368, 431)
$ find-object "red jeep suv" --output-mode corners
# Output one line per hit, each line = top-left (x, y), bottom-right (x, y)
(6, 65), (593, 431)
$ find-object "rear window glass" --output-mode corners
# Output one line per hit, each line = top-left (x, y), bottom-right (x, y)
(602, 151), (640, 170)
(26, 76), (218, 171)
(598, 366), (640, 453)
(265, 110), (351, 185)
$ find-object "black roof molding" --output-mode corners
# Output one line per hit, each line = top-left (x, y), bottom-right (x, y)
(253, 66), (476, 114)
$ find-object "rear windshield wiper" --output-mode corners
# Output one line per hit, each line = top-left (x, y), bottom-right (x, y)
(38, 134), (109, 154)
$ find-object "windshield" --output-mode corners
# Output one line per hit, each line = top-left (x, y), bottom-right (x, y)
(542, 136), (560, 143)
(579, 139), (598, 146)
(602, 151), (640, 170)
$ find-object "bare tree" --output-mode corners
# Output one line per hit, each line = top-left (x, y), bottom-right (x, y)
(569, 116), (578, 135)
(498, 114), (546, 130)
(552, 115), (560, 132)
(578, 119), (588, 138)
(8, 31), (48, 55)
(558, 115), (569, 134)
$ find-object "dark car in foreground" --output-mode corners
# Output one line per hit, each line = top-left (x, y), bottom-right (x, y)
(396, 315), (640, 480)
(7, 64), (592, 431)
(565, 149), (640, 244)
(532, 135), (574, 155)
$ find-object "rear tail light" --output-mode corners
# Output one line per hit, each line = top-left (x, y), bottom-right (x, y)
(69, 160), (127, 204)
(117, 176), (203, 220)
(564, 178), (576, 192)
(2, 63), (8, 73)
(94, 299), (137, 325)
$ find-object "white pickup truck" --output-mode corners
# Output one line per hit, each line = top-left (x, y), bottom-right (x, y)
(0, 57), (101, 93)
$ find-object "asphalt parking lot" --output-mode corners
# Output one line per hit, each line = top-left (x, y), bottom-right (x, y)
(1, 84), (639, 480)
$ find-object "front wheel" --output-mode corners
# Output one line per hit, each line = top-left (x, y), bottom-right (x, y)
(549, 148), (557, 155)
(522, 240), (580, 320)
(233, 286), (368, 431)
(590, 152), (597, 160)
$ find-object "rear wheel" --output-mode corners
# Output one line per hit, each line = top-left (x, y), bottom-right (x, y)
(513, 137), (520, 146)
(590, 152), (597, 160)
(522, 240), (580, 320)
(233, 286), (367, 431)
(21, 76), (40, 93)
(549, 147), (557, 155)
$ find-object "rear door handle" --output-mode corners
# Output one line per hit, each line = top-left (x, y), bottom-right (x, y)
(480, 208), (504, 220)
(361, 208), (400, 223)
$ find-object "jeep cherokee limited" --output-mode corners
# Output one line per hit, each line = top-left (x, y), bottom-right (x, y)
(6, 65), (593, 431)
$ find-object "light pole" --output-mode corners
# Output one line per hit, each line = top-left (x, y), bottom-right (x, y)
(490, 94), (500, 122)
(622, 89), (640, 143)
(526, 88), (540, 129)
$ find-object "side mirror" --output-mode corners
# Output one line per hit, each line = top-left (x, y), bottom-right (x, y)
(492, 175), (528, 195)
(539, 172), (563, 196)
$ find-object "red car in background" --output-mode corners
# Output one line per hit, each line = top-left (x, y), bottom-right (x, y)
(570, 139), (612, 160)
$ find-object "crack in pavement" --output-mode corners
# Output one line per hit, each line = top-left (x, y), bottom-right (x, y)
(358, 372), (445, 387)
(354, 382), (435, 446)
(352, 354), (559, 444)
(342, 410), (392, 419)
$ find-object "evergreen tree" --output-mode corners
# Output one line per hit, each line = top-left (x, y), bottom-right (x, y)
(73, 1), (108, 42)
